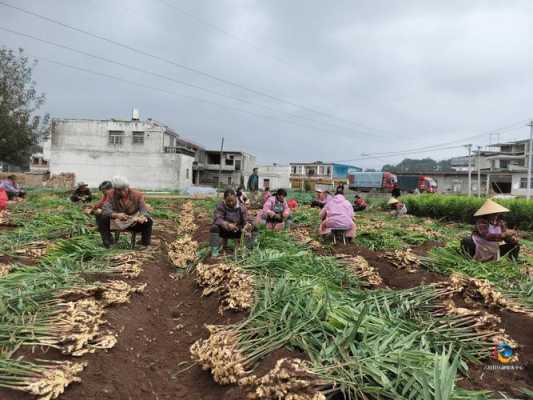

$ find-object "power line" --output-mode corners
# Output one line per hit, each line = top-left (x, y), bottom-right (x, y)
(0, 26), (377, 137)
(0, 0), (391, 136)
(329, 144), (467, 164)
(330, 120), (529, 163)
(24, 53), (390, 138)
(153, 0), (292, 67)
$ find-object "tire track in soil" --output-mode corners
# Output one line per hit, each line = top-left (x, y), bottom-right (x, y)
(314, 236), (533, 399)
(0, 217), (247, 400)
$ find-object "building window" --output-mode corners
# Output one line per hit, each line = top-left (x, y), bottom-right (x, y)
(235, 160), (241, 171)
(227, 176), (232, 185)
(108, 130), (124, 145)
(499, 160), (509, 169)
(225, 158), (234, 166)
(32, 157), (39, 165)
(186, 169), (190, 179)
(42, 159), (48, 166)
(520, 177), (531, 189)
(326, 167), (331, 176)
(291, 166), (296, 174)
(132, 131), (145, 144)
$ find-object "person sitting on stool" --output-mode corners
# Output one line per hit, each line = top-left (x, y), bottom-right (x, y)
(98, 176), (153, 249)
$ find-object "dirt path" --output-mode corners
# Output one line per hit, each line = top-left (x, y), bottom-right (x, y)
(1, 217), (247, 400)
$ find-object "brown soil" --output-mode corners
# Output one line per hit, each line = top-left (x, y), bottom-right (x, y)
(2, 213), (532, 399)
(314, 237), (533, 399)
(0, 217), (249, 400)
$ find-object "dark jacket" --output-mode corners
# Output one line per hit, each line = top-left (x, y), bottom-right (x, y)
(247, 174), (259, 192)
(213, 202), (248, 229)
(70, 187), (93, 203)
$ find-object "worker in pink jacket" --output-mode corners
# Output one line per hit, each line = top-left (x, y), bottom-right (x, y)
(256, 188), (290, 230)
(319, 189), (355, 239)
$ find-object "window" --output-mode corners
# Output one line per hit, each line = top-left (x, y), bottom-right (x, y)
(42, 159), (48, 166)
(499, 160), (509, 169)
(227, 176), (232, 185)
(235, 160), (241, 171)
(32, 157), (39, 165)
(263, 178), (270, 189)
(326, 167), (331, 176)
(132, 131), (145, 144)
(108, 130), (124, 145)
(291, 166), (296, 174)
(186, 169), (190, 179)
(520, 177), (531, 189)
(225, 158), (234, 166)
(207, 154), (221, 164)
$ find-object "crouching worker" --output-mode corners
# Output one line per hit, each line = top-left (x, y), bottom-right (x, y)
(90, 181), (113, 216)
(0, 175), (25, 201)
(310, 189), (332, 209)
(388, 197), (407, 217)
(461, 199), (519, 261)
(257, 189), (290, 230)
(353, 195), (368, 212)
(98, 176), (152, 249)
(210, 189), (256, 256)
(70, 182), (93, 203)
(319, 188), (355, 240)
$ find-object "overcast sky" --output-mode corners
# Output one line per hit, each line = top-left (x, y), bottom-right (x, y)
(1, 0), (533, 168)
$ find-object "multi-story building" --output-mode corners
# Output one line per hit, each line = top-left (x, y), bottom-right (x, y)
(193, 150), (256, 188)
(289, 161), (361, 190)
(44, 113), (199, 190)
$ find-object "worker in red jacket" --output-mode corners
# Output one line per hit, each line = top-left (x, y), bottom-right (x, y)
(0, 188), (7, 211)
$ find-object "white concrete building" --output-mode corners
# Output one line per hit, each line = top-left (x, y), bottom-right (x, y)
(47, 117), (198, 190)
(257, 164), (290, 190)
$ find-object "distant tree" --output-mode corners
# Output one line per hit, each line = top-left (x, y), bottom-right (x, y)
(381, 158), (454, 173)
(364, 168), (377, 172)
(0, 47), (47, 168)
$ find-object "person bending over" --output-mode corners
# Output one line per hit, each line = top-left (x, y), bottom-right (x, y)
(98, 176), (152, 249)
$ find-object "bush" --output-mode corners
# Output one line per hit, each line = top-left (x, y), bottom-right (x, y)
(403, 194), (533, 230)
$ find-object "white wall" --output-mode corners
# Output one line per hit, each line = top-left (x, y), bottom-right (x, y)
(49, 119), (193, 190)
(511, 174), (529, 196)
(258, 165), (290, 190)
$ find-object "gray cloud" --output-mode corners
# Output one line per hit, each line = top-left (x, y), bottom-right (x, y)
(1, 0), (532, 169)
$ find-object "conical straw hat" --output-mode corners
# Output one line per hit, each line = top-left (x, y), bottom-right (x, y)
(474, 199), (509, 217)
(388, 197), (399, 205)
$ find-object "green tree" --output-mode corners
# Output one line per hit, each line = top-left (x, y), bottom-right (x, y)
(0, 47), (47, 167)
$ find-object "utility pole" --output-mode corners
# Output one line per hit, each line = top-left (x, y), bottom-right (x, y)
(218, 137), (224, 191)
(466, 144), (472, 196)
(477, 146), (482, 197)
(526, 120), (533, 200)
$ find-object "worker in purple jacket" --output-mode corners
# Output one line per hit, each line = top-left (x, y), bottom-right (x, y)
(0, 175), (26, 200)
(210, 189), (256, 256)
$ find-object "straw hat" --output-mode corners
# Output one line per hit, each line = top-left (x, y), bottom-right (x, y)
(388, 198), (399, 205)
(474, 199), (509, 217)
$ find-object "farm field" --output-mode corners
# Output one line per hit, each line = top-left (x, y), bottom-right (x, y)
(0, 192), (532, 399)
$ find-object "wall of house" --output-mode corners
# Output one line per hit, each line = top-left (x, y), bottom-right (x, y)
(432, 175), (486, 194)
(257, 165), (290, 190)
(48, 120), (193, 190)
(511, 174), (532, 196)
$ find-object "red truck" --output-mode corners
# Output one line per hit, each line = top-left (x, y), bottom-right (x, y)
(397, 175), (438, 193)
(348, 172), (397, 192)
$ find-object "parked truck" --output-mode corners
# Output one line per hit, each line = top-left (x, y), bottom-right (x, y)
(348, 171), (397, 192)
(397, 175), (438, 193)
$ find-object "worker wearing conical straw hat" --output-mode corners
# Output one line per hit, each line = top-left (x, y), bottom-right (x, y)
(461, 198), (519, 262)
(388, 197), (407, 217)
